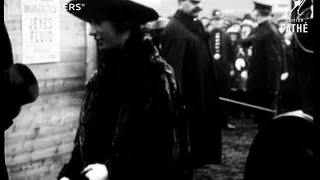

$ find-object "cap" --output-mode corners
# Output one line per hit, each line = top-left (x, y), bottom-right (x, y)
(243, 13), (254, 21)
(253, 0), (272, 12)
(212, 9), (222, 18)
(241, 19), (254, 27)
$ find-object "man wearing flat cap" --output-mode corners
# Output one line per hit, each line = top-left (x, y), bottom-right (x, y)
(161, 0), (223, 170)
(58, 1), (190, 180)
(243, 0), (287, 130)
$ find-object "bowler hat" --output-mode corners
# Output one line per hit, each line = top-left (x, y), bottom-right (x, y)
(4, 63), (39, 107)
(67, 0), (159, 26)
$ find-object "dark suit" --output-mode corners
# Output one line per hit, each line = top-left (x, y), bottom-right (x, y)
(161, 10), (222, 167)
(208, 28), (235, 126)
(247, 20), (285, 129)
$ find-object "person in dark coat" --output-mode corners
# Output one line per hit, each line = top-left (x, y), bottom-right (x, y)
(276, 15), (301, 113)
(209, 9), (236, 130)
(161, 0), (222, 168)
(245, 0), (287, 130)
(291, 0), (314, 110)
(2, 20), (15, 180)
(58, 1), (190, 180)
(244, 108), (314, 180)
(2, 22), (39, 180)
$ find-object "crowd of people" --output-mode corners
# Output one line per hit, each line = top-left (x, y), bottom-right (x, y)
(3, 0), (313, 180)
(144, 5), (300, 130)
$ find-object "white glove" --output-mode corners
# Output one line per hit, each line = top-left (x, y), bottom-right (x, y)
(235, 58), (246, 71)
(241, 71), (248, 80)
(82, 163), (109, 180)
(59, 177), (70, 180)
(281, 72), (289, 81)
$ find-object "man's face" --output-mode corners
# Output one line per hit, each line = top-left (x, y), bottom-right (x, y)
(251, 9), (259, 21)
(229, 34), (238, 42)
(180, 0), (203, 17)
(201, 18), (210, 27)
(210, 19), (224, 29)
(89, 20), (129, 50)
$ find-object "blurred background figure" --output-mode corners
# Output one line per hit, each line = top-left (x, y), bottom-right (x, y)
(200, 16), (212, 32)
(240, 14), (255, 40)
(226, 23), (241, 46)
(208, 9), (236, 130)
(144, 17), (170, 49)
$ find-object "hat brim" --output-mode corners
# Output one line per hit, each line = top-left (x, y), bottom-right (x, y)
(6, 63), (39, 105)
(67, 0), (159, 25)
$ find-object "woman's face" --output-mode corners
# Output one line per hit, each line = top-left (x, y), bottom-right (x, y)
(89, 20), (130, 50)
(230, 34), (239, 42)
(241, 26), (252, 39)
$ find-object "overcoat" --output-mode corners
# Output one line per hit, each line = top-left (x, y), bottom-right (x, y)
(247, 20), (286, 93)
(161, 10), (222, 167)
(58, 30), (191, 180)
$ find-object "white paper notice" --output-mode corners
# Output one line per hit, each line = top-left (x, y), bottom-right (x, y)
(21, 0), (60, 64)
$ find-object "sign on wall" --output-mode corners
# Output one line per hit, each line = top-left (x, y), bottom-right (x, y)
(21, 0), (60, 64)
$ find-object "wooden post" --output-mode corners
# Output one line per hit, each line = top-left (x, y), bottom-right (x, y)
(85, 23), (98, 81)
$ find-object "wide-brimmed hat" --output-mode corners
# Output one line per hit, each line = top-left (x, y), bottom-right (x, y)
(4, 63), (39, 107)
(67, 0), (159, 26)
(241, 19), (254, 28)
(227, 23), (241, 34)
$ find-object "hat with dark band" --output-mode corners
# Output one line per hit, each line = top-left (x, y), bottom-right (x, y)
(66, 0), (159, 26)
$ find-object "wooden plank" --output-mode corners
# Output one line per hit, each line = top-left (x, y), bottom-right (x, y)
(60, 47), (86, 62)
(28, 61), (86, 80)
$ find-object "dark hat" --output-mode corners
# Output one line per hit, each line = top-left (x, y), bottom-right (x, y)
(4, 63), (39, 107)
(67, 0), (159, 26)
(212, 9), (222, 17)
(243, 13), (254, 21)
(253, 0), (272, 12)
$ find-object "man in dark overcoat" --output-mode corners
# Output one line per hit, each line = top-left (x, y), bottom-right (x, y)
(161, 0), (222, 168)
(58, 1), (190, 180)
(245, 1), (286, 130)
(208, 9), (236, 130)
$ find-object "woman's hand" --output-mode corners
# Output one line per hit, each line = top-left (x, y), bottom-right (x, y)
(81, 163), (109, 180)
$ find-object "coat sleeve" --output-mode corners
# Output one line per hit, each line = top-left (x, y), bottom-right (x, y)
(227, 35), (236, 71)
(281, 40), (288, 74)
(149, 58), (191, 179)
(57, 130), (84, 180)
(160, 24), (188, 94)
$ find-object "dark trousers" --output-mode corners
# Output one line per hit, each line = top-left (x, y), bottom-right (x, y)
(217, 78), (231, 126)
(248, 90), (278, 130)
